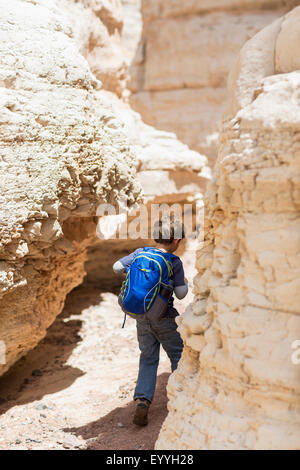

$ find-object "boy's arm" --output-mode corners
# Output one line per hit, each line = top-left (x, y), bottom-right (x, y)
(112, 248), (143, 275)
(174, 283), (188, 299)
(113, 260), (126, 275)
(172, 258), (188, 299)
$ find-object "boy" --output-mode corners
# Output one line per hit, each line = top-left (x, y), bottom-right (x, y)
(113, 217), (188, 426)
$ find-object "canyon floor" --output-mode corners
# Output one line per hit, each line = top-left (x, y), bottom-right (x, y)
(0, 243), (196, 450)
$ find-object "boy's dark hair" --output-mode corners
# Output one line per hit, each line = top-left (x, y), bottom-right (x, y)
(153, 215), (185, 245)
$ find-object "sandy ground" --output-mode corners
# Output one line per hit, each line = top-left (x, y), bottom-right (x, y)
(0, 242), (197, 450)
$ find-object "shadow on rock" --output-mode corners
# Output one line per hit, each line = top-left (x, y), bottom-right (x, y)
(65, 372), (170, 450)
(0, 285), (103, 415)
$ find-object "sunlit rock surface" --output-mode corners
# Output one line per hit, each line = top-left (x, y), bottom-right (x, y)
(0, 0), (142, 375)
(156, 7), (300, 450)
(129, 0), (295, 164)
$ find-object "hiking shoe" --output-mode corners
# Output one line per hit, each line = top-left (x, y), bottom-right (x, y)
(133, 398), (150, 426)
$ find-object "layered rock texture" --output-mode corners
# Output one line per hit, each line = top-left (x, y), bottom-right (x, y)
(83, 3), (211, 288)
(84, 92), (209, 288)
(129, 0), (299, 163)
(0, 0), (209, 374)
(62, 0), (127, 97)
(156, 7), (300, 450)
(0, 0), (142, 375)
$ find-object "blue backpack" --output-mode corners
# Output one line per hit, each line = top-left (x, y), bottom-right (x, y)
(119, 247), (176, 326)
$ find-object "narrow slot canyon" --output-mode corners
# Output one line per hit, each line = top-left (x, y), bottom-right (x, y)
(0, 0), (299, 451)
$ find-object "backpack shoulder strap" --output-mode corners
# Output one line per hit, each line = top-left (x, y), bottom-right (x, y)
(147, 248), (174, 277)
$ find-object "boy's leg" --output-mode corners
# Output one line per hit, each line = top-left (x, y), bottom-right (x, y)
(134, 319), (160, 403)
(152, 317), (183, 372)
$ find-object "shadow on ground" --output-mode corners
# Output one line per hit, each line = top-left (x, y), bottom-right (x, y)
(0, 285), (103, 415)
(65, 372), (170, 450)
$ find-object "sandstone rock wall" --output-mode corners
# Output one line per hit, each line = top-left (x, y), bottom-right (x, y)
(129, 0), (297, 164)
(0, 0), (209, 375)
(121, 0), (143, 66)
(81, 1), (211, 289)
(84, 91), (210, 287)
(0, 0), (142, 376)
(62, 0), (128, 97)
(156, 7), (300, 450)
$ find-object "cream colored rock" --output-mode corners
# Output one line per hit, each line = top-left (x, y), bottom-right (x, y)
(100, 91), (209, 174)
(61, 0), (127, 96)
(142, 0), (298, 19)
(84, 90), (210, 285)
(186, 334), (206, 353)
(156, 7), (300, 451)
(226, 16), (284, 118)
(142, 12), (280, 92)
(129, 1), (288, 163)
(130, 88), (227, 161)
(275, 6), (300, 75)
(0, 0), (142, 376)
(121, 0), (142, 65)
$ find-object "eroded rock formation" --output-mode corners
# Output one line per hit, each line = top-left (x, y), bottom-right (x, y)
(84, 91), (209, 288)
(129, 0), (299, 163)
(0, 0), (142, 375)
(82, 0), (211, 289)
(156, 7), (300, 450)
(0, 0), (209, 375)
(62, 0), (128, 97)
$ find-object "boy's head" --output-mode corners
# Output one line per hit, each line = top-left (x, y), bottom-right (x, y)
(153, 215), (185, 253)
